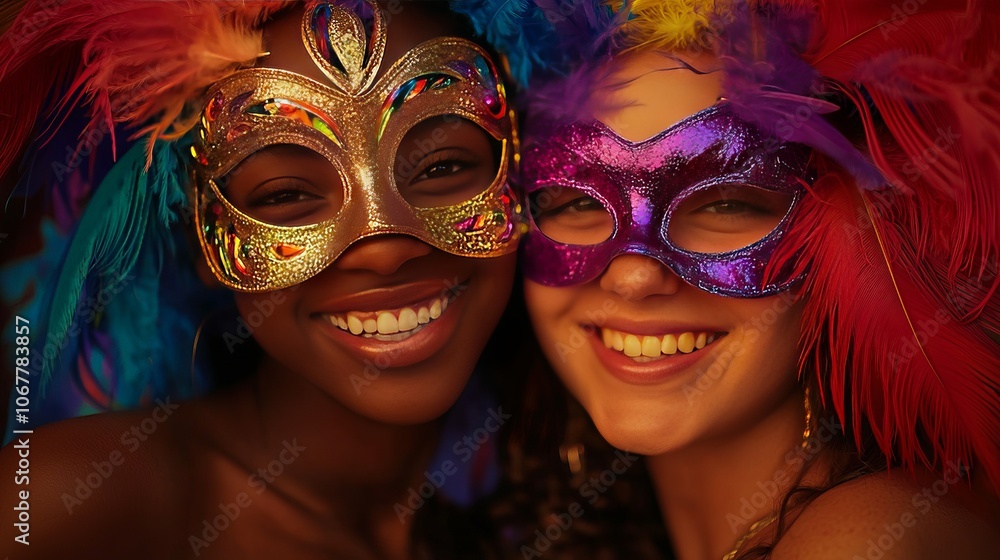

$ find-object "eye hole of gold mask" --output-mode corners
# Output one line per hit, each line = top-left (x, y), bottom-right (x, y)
(218, 144), (347, 227)
(393, 115), (502, 208)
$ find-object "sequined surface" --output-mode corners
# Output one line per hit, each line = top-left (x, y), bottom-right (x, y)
(520, 103), (811, 298)
(192, 1), (519, 292)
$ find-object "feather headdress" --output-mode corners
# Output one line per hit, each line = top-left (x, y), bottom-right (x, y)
(452, 0), (626, 123)
(487, 0), (1000, 490)
(0, 0), (291, 175)
(779, 0), (1000, 489)
(0, 0), (292, 438)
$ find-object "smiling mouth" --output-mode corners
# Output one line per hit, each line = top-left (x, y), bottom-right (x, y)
(322, 285), (464, 341)
(599, 327), (724, 361)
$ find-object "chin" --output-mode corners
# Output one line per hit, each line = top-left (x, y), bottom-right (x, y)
(326, 349), (480, 425)
(583, 398), (681, 455)
(348, 382), (470, 425)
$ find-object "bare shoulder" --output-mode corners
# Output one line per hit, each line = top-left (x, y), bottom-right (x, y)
(0, 399), (194, 559)
(772, 469), (1000, 560)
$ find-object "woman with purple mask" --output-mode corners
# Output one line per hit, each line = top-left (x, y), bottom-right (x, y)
(460, 0), (1000, 557)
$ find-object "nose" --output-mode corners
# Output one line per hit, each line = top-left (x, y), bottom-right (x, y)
(599, 254), (683, 300)
(333, 234), (433, 275)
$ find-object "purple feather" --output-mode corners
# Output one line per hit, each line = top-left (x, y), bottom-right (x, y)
(717, 2), (885, 188)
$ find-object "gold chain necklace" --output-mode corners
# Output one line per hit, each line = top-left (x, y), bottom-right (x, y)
(721, 512), (778, 560)
(722, 390), (813, 560)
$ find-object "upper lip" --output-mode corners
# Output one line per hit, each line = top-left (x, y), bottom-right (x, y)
(586, 318), (726, 336)
(314, 279), (465, 314)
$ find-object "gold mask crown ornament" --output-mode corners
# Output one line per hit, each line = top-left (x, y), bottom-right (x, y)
(191, 0), (521, 292)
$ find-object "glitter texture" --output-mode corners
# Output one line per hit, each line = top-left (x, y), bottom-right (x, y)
(191, 1), (519, 292)
(521, 103), (810, 298)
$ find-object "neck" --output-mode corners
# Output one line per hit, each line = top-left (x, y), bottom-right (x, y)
(248, 356), (444, 543)
(646, 390), (827, 560)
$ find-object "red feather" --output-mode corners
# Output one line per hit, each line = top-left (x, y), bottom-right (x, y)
(771, 165), (1000, 490)
(0, 0), (293, 175)
(755, 0), (1000, 489)
(804, 0), (1000, 296)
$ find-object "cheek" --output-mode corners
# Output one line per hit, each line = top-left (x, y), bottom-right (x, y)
(523, 280), (579, 338)
(475, 253), (517, 296)
(523, 280), (593, 379)
(731, 296), (804, 387)
(232, 289), (300, 355)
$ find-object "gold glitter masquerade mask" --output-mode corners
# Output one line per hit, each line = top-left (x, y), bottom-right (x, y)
(191, 1), (520, 292)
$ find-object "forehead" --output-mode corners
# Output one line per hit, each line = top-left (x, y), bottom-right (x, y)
(592, 50), (723, 142)
(259, 3), (464, 82)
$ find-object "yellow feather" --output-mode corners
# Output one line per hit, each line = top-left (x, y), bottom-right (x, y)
(618, 0), (731, 53)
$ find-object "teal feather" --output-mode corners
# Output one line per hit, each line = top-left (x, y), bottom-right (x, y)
(41, 139), (185, 392)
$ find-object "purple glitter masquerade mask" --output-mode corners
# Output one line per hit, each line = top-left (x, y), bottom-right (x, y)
(521, 102), (811, 298)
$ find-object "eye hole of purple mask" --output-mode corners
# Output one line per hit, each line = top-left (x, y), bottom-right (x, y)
(520, 103), (812, 298)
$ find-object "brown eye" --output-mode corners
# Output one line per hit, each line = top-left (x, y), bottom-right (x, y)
(667, 184), (795, 254)
(248, 179), (324, 207)
(393, 116), (501, 208)
(219, 144), (344, 226)
(529, 186), (613, 246)
(697, 200), (768, 215)
(414, 160), (465, 182)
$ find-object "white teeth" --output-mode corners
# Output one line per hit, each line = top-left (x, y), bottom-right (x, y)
(612, 331), (624, 351)
(641, 336), (661, 358)
(677, 332), (695, 353)
(398, 308), (418, 331)
(599, 328), (719, 360)
(348, 315), (364, 335)
(376, 312), (399, 334)
(327, 295), (454, 338)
